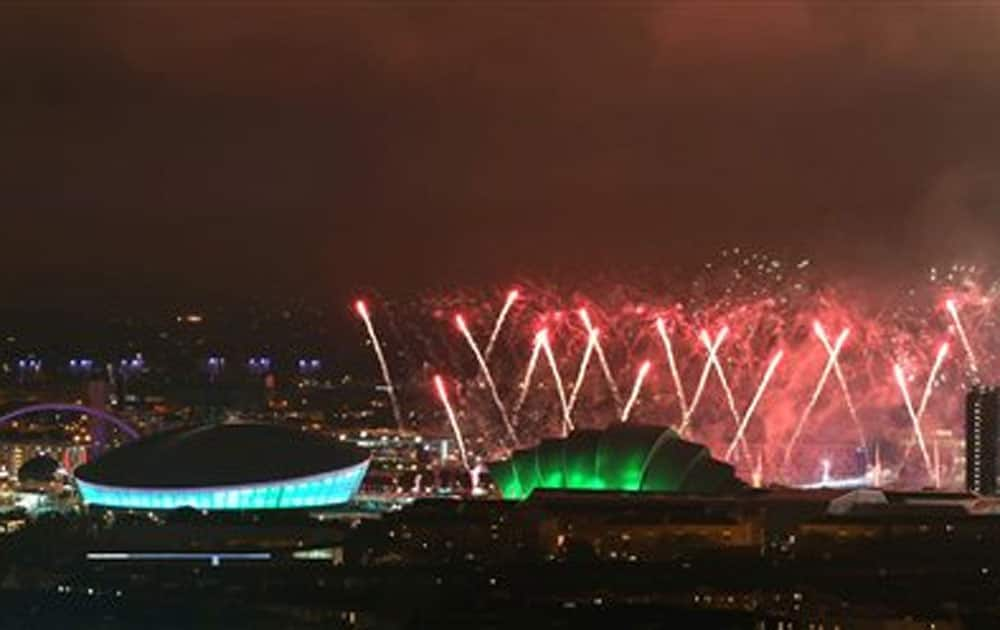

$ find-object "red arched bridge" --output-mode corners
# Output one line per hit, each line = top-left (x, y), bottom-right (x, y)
(0, 403), (140, 440)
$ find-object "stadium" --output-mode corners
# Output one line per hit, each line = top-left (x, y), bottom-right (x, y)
(73, 423), (370, 510)
(489, 424), (744, 500)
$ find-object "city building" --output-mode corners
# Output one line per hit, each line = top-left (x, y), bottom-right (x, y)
(966, 385), (1000, 494)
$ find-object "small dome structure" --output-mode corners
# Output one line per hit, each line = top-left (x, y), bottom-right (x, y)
(18, 455), (60, 484)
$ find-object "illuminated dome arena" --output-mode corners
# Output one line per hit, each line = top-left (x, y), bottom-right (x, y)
(74, 423), (370, 511)
(489, 424), (744, 500)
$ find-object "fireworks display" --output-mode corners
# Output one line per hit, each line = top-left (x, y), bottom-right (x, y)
(354, 249), (1000, 489)
(355, 300), (402, 429)
(433, 375), (469, 473)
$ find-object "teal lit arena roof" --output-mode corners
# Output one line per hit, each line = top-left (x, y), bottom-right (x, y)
(74, 423), (370, 510)
(489, 424), (744, 500)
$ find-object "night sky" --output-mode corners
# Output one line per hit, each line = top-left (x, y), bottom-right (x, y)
(4, 3), (1000, 309)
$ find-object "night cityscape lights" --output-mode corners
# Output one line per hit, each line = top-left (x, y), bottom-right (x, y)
(5, 2), (1000, 625)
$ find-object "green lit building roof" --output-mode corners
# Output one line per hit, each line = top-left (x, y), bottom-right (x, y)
(489, 424), (743, 500)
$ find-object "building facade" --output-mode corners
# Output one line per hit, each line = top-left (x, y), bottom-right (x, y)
(966, 386), (1000, 494)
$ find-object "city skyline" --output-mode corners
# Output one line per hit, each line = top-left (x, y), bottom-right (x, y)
(6, 3), (1000, 627)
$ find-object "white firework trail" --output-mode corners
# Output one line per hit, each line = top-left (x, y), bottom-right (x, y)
(578, 309), (622, 409)
(355, 300), (403, 429)
(698, 327), (753, 461)
(783, 325), (849, 468)
(897, 342), (950, 485)
(621, 361), (652, 423)
(511, 331), (545, 421)
(455, 314), (518, 446)
(655, 317), (689, 419)
(726, 350), (783, 462)
(814, 322), (865, 450)
(946, 299), (980, 380)
(567, 328), (599, 414)
(893, 343), (949, 487)
(538, 330), (574, 434)
(434, 375), (470, 473)
(676, 327), (728, 436)
(917, 343), (950, 422)
(484, 289), (519, 361)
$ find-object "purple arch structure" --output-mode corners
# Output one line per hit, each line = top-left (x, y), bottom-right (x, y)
(0, 404), (140, 441)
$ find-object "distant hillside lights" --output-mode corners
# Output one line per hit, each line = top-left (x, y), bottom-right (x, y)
(15, 358), (42, 383)
(3, 354), (331, 380)
(118, 354), (144, 375)
(68, 358), (95, 375)
(247, 356), (272, 375)
(297, 358), (322, 376)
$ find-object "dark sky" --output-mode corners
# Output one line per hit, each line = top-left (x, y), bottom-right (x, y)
(4, 3), (1000, 309)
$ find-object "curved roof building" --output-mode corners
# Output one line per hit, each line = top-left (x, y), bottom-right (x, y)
(489, 424), (743, 500)
(74, 423), (370, 510)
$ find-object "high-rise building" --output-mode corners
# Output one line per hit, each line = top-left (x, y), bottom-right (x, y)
(966, 386), (1000, 494)
(87, 378), (109, 412)
(87, 377), (110, 449)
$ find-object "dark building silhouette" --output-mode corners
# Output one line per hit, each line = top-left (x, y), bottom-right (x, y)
(966, 386), (1000, 494)
(87, 377), (110, 448)
(18, 454), (60, 484)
